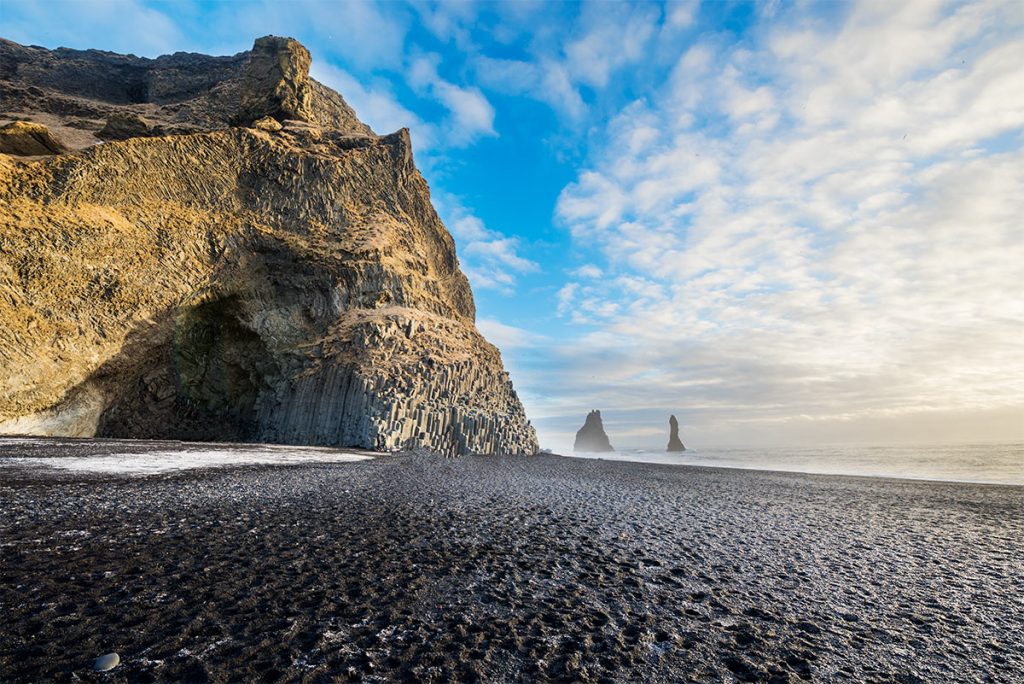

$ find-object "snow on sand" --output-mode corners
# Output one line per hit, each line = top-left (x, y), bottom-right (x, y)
(0, 438), (377, 475)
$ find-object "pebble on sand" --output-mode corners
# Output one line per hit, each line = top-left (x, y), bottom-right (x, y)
(93, 653), (120, 671)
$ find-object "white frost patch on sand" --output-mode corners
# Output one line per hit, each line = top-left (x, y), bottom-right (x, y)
(3, 445), (377, 475)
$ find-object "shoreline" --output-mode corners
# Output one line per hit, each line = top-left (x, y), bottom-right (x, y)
(1, 435), (1020, 488)
(567, 451), (1024, 489)
(2, 444), (1022, 681)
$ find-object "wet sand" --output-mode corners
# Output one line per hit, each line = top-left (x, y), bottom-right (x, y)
(1, 441), (1022, 682)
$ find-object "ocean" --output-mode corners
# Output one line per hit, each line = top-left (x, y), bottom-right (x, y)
(565, 442), (1024, 486)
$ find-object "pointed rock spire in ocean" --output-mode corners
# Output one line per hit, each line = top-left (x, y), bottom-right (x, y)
(574, 410), (614, 452)
(667, 415), (686, 452)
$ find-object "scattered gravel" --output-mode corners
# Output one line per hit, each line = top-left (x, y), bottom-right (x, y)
(1, 443), (1022, 682)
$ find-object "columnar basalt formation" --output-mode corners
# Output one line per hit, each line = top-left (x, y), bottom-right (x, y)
(573, 410), (614, 452)
(667, 414), (685, 452)
(0, 36), (537, 455)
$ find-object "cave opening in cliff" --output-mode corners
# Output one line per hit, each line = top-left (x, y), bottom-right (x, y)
(168, 296), (279, 439)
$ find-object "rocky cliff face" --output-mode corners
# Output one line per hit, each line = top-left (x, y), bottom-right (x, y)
(0, 36), (371, 139)
(573, 410), (614, 452)
(667, 414), (685, 452)
(0, 36), (538, 455)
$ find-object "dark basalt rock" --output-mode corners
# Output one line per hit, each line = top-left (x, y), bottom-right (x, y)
(667, 414), (685, 452)
(0, 120), (67, 155)
(0, 35), (372, 144)
(574, 410), (614, 452)
(98, 111), (156, 140)
(0, 36), (537, 456)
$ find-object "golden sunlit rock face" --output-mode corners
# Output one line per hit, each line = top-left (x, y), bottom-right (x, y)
(0, 36), (538, 455)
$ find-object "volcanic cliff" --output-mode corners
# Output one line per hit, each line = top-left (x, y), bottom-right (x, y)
(0, 36), (538, 455)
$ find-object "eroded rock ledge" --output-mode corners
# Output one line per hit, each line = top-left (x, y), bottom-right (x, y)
(0, 35), (371, 144)
(0, 37), (538, 455)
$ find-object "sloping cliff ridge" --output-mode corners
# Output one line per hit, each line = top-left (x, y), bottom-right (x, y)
(0, 36), (538, 455)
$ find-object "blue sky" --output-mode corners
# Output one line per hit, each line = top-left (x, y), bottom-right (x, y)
(3, 0), (1023, 450)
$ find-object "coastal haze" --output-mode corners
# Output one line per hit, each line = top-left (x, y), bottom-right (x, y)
(570, 443), (1024, 486)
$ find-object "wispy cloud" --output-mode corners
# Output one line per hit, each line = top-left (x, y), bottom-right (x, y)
(310, 62), (437, 148)
(555, 283), (578, 316)
(476, 318), (540, 350)
(433, 192), (539, 293)
(473, 55), (586, 120)
(1, 0), (185, 56)
(297, 0), (411, 70)
(563, 2), (659, 88)
(546, 0), (1024, 445)
(409, 54), (496, 146)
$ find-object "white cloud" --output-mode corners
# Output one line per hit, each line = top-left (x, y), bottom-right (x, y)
(433, 192), (538, 293)
(470, 4), (664, 121)
(556, 283), (578, 316)
(409, 54), (497, 145)
(302, 0), (410, 69)
(476, 318), (540, 349)
(564, 4), (659, 88)
(545, 0), (1024, 445)
(473, 55), (587, 120)
(409, 0), (478, 49)
(465, 238), (538, 274)
(666, 0), (700, 29)
(573, 264), (603, 279)
(310, 62), (438, 149)
(1, 0), (184, 57)
(450, 214), (489, 241)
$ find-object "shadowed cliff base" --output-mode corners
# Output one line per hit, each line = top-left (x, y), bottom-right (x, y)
(0, 37), (536, 454)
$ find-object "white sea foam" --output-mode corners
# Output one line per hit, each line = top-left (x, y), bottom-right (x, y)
(0, 441), (377, 475)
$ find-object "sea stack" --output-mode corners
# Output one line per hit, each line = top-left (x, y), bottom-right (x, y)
(574, 410), (614, 452)
(0, 36), (537, 456)
(667, 415), (685, 452)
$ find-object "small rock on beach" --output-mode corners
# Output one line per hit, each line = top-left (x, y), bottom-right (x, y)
(92, 652), (119, 671)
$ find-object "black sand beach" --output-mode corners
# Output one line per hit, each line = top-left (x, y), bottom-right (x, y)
(1, 442), (1022, 682)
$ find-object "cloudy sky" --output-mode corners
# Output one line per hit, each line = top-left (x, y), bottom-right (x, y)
(4, 0), (1022, 450)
